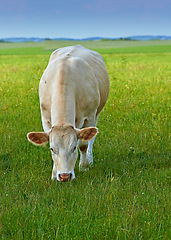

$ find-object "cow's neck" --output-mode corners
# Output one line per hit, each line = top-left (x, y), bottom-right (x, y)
(51, 71), (75, 127)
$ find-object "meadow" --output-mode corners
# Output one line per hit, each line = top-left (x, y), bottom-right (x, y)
(0, 40), (170, 239)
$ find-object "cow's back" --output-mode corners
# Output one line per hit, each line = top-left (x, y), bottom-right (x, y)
(49, 45), (104, 65)
(48, 45), (109, 115)
(39, 45), (109, 128)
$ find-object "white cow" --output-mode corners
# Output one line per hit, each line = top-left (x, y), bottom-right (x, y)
(27, 45), (109, 182)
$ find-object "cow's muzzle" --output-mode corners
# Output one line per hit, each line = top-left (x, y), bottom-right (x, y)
(59, 173), (72, 182)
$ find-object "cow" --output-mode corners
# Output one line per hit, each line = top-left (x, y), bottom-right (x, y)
(27, 45), (109, 182)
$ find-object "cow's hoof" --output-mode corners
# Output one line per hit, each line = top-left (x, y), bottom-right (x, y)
(80, 166), (89, 172)
(51, 174), (57, 180)
(79, 162), (90, 171)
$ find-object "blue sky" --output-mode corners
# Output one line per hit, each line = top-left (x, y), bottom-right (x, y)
(0, 0), (171, 38)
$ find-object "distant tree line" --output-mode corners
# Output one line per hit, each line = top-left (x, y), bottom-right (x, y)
(101, 37), (132, 41)
(44, 38), (52, 41)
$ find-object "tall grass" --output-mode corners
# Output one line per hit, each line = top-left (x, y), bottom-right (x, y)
(0, 42), (170, 239)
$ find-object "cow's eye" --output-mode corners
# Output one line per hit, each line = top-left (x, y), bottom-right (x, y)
(50, 147), (55, 153)
(72, 146), (77, 153)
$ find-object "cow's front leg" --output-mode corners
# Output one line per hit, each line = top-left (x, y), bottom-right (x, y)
(79, 129), (97, 169)
(51, 162), (57, 180)
(78, 142), (89, 170)
(87, 137), (96, 165)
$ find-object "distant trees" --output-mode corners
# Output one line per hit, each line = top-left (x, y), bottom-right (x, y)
(101, 37), (132, 41)
(118, 37), (131, 41)
(44, 38), (52, 41)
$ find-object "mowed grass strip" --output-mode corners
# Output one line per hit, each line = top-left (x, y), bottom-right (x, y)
(0, 43), (170, 239)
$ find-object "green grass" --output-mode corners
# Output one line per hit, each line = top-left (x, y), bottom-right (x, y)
(0, 41), (170, 239)
(0, 39), (171, 55)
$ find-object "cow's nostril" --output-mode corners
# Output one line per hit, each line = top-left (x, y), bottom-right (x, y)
(59, 173), (72, 182)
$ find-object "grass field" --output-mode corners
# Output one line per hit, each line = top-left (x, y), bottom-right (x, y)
(0, 41), (171, 239)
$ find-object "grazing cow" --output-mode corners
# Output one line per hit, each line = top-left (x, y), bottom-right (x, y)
(27, 45), (109, 182)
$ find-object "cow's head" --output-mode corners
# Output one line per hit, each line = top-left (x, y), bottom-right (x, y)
(27, 125), (98, 182)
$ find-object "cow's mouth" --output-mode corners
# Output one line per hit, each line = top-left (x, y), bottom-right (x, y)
(59, 173), (72, 182)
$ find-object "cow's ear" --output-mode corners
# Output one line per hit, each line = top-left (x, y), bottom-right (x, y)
(27, 132), (49, 146)
(77, 127), (98, 141)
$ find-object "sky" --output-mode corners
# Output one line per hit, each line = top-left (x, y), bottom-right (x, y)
(0, 0), (171, 38)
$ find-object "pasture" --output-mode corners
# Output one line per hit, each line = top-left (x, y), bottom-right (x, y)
(0, 40), (170, 239)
